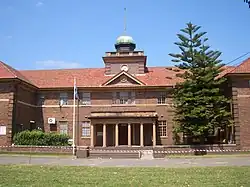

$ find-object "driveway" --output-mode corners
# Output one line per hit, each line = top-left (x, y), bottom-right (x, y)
(0, 155), (250, 167)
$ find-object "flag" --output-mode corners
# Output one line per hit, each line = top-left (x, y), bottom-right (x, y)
(74, 78), (79, 100)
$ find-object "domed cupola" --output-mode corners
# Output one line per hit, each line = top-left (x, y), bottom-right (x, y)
(115, 35), (136, 52)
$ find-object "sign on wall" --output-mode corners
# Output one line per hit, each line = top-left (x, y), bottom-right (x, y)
(0, 126), (6, 135)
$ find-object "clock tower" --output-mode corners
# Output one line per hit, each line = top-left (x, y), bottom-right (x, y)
(102, 34), (147, 75)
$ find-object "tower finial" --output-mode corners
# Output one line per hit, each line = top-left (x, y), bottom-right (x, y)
(124, 7), (127, 34)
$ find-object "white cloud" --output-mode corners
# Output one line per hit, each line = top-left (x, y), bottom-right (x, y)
(35, 60), (81, 69)
(36, 1), (44, 7)
(6, 35), (13, 39)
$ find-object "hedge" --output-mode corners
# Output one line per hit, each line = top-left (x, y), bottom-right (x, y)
(13, 130), (70, 146)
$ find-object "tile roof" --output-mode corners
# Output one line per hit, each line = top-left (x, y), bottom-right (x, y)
(226, 58), (250, 74)
(20, 68), (108, 88)
(0, 60), (246, 89)
(19, 67), (186, 88)
(0, 61), (33, 84)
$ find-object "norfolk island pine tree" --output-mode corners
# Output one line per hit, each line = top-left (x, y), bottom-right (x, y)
(169, 22), (232, 144)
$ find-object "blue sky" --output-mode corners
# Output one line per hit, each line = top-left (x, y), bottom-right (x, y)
(0, 0), (250, 70)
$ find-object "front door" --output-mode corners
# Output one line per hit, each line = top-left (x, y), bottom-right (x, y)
(119, 124), (128, 145)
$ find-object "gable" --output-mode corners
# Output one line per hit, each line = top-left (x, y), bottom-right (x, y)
(102, 71), (145, 86)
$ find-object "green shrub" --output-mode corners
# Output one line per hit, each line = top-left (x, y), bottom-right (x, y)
(13, 130), (70, 146)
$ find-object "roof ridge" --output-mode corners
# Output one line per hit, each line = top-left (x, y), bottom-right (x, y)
(0, 61), (18, 78)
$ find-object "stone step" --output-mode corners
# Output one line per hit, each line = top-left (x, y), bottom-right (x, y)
(89, 152), (140, 159)
(140, 150), (154, 160)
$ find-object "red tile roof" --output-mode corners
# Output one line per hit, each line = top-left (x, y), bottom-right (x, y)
(227, 58), (250, 74)
(0, 59), (247, 89)
(20, 67), (185, 88)
(20, 68), (108, 88)
(0, 61), (33, 84)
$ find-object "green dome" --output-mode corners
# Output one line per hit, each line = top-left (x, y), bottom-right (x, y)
(116, 35), (135, 45)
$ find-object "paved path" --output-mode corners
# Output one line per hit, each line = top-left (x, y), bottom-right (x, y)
(0, 155), (250, 167)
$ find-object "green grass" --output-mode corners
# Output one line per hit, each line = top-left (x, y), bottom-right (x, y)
(0, 165), (250, 187)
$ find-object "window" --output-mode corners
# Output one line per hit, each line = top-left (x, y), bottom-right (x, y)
(157, 92), (166, 104)
(38, 94), (45, 105)
(112, 91), (135, 104)
(82, 121), (90, 137)
(0, 126), (6, 135)
(158, 121), (167, 137)
(82, 92), (91, 105)
(59, 121), (68, 134)
(59, 93), (68, 105)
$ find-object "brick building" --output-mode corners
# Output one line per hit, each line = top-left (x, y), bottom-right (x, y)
(0, 34), (250, 149)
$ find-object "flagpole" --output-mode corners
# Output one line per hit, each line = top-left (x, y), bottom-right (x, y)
(72, 77), (76, 156)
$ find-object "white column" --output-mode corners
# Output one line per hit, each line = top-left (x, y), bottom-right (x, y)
(115, 123), (119, 147)
(132, 124), (135, 145)
(153, 122), (156, 147)
(90, 124), (94, 147)
(103, 124), (106, 147)
(140, 123), (144, 147)
(128, 123), (131, 146)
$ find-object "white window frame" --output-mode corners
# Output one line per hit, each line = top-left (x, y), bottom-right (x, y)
(157, 92), (166, 104)
(59, 92), (68, 105)
(59, 121), (68, 135)
(82, 92), (91, 105)
(158, 121), (167, 137)
(81, 121), (90, 137)
(112, 91), (135, 105)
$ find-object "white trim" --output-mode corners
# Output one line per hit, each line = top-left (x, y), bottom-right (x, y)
(14, 102), (172, 108)
(102, 71), (146, 86)
(38, 103), (172, 108)
(17, 101), (36, 107)
(237, 95), (250, 98)
(0, 99), (9, 102)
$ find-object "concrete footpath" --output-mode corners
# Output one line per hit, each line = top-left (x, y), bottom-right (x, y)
(0, 155), (250, 167)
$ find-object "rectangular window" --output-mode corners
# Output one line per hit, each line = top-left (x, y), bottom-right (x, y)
(82, 92), (91, 105)
(38, 94), (45, 105)
(59, 93), (68, 105)
(158, 121), (167, 137)
(59, 121), (68, 135)
(81, 121), (90, 137)
(0, 126), (6, 135)
(120, 91), (129, 104)
(157, 92), (166, 104)
(112, 91), (135, 104)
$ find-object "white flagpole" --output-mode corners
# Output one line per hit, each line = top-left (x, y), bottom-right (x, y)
(72, 77), (76, 156)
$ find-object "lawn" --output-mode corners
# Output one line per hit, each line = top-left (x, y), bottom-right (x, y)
(0, 165), (249, 187)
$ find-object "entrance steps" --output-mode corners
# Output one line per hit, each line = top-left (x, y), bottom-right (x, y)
(89, 150), (140, 159)
(140, 150), (154, 160)
(85, 147), (154, 159)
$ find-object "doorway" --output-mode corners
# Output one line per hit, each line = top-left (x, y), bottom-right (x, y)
(119, 124), (128, 145)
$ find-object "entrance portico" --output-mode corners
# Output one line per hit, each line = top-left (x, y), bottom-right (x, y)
(88, 111), (158, 147)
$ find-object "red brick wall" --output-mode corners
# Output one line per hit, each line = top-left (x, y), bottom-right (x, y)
(0, 82), (15, 146)
(14, 84), (37, 132)
(38, 89), (173, 146)
(231, 77), (250, 149)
